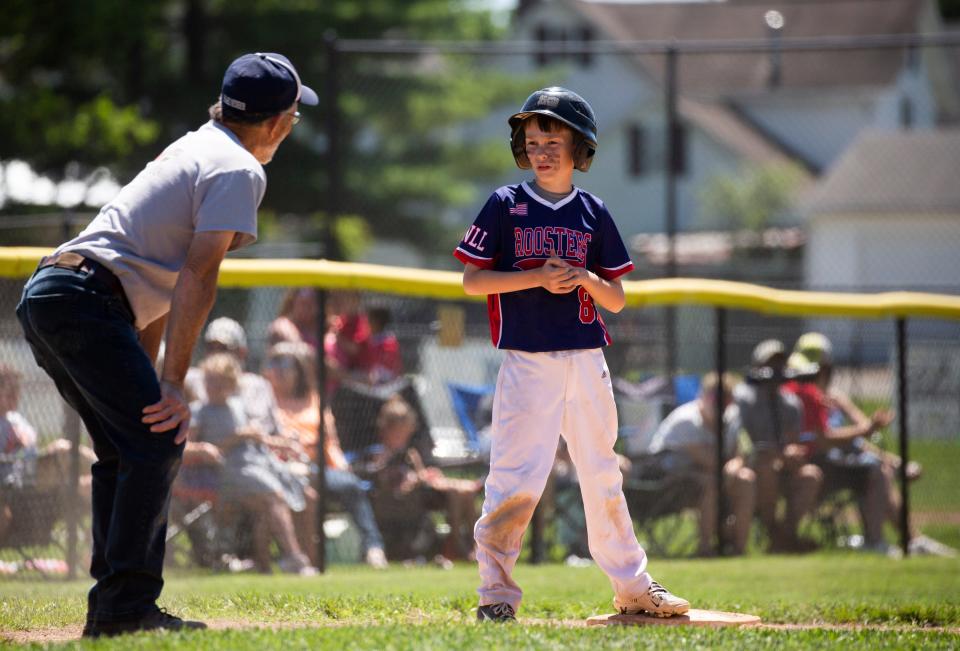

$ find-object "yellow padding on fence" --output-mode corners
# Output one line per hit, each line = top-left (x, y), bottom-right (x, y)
(2, 247), (959, 320)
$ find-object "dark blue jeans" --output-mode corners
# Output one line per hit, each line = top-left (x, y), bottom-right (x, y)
(17, 265), (183, 622)
(326, 467), (384, 552)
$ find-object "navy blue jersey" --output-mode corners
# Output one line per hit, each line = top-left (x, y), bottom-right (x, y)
(454, 181), (634, 352)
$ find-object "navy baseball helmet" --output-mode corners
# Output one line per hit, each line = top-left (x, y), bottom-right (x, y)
(221, 52), (318, 116)
(508, 87), (598, 172)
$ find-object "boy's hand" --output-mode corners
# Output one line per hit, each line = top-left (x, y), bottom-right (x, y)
(539, 256), (578, 293)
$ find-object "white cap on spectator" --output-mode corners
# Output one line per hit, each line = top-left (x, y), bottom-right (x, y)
(204, 317), (247, 351)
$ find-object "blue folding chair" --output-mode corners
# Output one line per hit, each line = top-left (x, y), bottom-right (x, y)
(673, 374), (701, 406)
(446, 382), (495, 453)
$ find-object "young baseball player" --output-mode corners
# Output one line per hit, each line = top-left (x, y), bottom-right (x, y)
(455, 87), (689, 622)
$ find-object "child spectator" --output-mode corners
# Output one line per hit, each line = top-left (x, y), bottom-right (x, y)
(0, 366), (37, 489)
(185, 317), (283, 437)
(186, 353), (316, 575)
(0, 365), (38, 543)
(361, 396), (481, 564)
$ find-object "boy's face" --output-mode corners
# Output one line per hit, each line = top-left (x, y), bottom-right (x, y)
(524, 120), (575, 191)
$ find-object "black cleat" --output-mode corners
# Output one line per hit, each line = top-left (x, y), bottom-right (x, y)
(82, 607), (207, 638)
(477, 602), (517, 623)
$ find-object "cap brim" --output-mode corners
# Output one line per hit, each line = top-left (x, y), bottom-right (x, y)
(299, 85), (319, 106)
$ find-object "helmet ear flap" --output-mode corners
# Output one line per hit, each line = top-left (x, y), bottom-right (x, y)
(573, 137), (596, 172)
(511, 127), (531, 169)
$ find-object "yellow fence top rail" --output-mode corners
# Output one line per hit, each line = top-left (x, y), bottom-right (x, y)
(3, 247), (959, 320)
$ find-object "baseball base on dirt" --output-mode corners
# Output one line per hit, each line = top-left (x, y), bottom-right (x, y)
(586, 609), (762, 628)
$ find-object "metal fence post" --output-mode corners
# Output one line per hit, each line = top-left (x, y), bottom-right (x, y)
(315, 288), (329, 572)
(714, 307), (727, 556)
(316, 29), (340, 570)
(323, 30), (343, 262)
(897, 317), (910, 557)
(663, 44), (678, 403)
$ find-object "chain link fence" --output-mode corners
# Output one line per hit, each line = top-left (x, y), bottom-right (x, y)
(0, 271), (957, 579)
(0, 32), (958, 578)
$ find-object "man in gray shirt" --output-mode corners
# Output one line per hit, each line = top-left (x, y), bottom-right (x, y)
(16, 52), (317, 637)
(648, 373), (756, 556)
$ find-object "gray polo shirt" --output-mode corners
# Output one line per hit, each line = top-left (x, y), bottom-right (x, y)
(59, 121), (264, 329)
(733, 381), (802, 450)
(648, 400), (741, 460)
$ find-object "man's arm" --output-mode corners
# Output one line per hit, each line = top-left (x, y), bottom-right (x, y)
(142, 231), (235, 442)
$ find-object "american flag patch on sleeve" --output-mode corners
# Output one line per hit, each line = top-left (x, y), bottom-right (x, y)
(508, 203), (528, 216)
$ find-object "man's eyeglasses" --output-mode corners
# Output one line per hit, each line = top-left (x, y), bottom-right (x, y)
(289, 110), (300, 126)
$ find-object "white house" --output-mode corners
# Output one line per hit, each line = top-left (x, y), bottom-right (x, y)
(799, 129), (960, 364)
(487, 0), (959, 242)
(802, 129), (960, 292)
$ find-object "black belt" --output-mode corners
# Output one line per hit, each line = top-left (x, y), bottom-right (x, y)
(38, 252), (126, 299)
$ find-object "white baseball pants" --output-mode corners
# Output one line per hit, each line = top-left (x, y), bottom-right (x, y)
(474, 348), (651, 610)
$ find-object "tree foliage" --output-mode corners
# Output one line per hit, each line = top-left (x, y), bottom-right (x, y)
(0, 1), (527, 257)
(700, 162), (807, 231)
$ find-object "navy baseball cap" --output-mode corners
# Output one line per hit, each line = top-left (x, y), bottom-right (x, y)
(221, 52), (319, 114)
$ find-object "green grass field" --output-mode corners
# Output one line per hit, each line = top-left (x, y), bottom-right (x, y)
(2, 554), (958, 649)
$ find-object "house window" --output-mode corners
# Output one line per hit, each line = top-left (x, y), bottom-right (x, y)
(627, 123), (645, 176)
(634, 121), (687, 176)
(532, 23), (593, 68)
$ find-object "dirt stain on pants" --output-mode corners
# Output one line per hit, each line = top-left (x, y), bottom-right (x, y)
(476, 494), (538, 555)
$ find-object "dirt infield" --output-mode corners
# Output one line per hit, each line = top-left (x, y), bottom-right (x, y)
(3, 618), (959, 644)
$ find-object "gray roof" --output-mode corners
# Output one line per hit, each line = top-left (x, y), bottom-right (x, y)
(801, 129), (960, 216)
(568, 0), (927, 92)
(678, 97), (801, 167)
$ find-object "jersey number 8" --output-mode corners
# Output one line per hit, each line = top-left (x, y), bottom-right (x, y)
(577, 287), (596, 324)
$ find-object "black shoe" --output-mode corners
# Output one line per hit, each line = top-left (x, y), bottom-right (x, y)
(82, 607), (207, 638)
(81, 613), (95, 638)
(477, 603), (517, 623)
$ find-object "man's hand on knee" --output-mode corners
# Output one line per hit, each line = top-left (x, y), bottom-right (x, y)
(142, 381), (190, 443)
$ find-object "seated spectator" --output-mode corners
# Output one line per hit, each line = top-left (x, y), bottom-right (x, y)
(185, 353), (316, 575)
(263, 342), (389, 569)
(786, 333), (954, 557)
(736, 340), (823, 552)
(185, 318), (283, 436)
(0, 365), (38, 542)
(323, 291), (371, 391)
(359, 396), (482, 563)
(268, 288), (321, 350)
(647, 373), (756, 556)
(358, 307), (402, 385)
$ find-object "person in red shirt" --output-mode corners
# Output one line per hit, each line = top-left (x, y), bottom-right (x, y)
(783, 333), (907, 555)
(360, 307), (403, 385)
